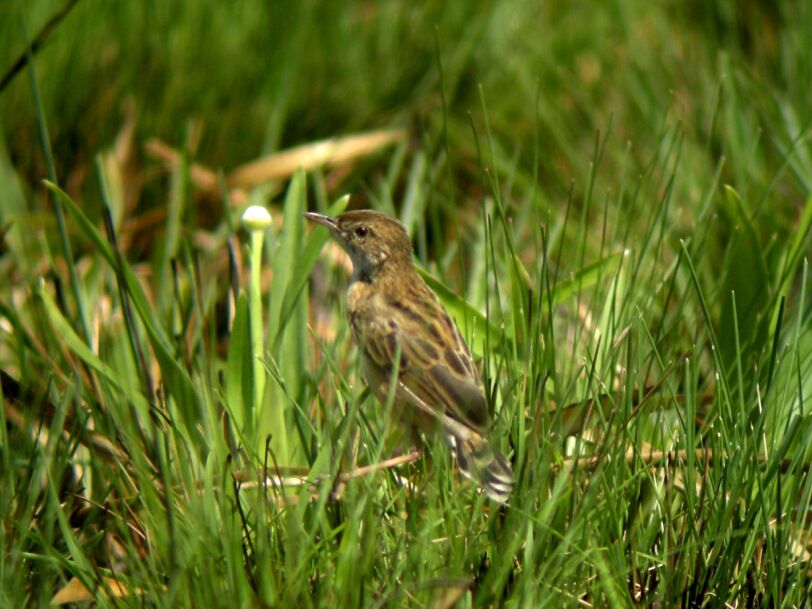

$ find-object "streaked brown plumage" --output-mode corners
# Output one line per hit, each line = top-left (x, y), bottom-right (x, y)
(305, 209), (513, 502)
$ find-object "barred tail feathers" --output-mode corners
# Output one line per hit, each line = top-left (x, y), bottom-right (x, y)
(448, 432), (513, 504)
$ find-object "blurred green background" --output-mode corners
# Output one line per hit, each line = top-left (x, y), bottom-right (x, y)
(3, 1), (809, 216)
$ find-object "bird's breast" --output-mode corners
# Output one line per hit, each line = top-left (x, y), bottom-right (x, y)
(347, 280), (382, 338)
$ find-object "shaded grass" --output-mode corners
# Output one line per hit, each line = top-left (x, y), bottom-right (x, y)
(2, 0), (812, 607)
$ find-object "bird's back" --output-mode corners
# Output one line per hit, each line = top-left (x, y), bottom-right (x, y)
(348, 269), (490, 434)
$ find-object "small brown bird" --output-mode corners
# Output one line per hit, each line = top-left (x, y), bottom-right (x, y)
(305, 209), (513, 503)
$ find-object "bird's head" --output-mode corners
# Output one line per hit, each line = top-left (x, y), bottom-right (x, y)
(304, 209), (412, 279)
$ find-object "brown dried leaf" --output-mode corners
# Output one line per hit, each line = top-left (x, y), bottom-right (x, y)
(50, 576), (134, 605)
(227, 129), (407, 190)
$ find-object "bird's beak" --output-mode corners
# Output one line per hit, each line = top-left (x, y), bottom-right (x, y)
(303, 212), (338, 232)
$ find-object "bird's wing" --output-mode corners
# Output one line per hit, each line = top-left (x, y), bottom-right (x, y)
(359, 286), (490, 433)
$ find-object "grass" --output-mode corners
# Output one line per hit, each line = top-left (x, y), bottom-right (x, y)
(1, 0), (812, 606)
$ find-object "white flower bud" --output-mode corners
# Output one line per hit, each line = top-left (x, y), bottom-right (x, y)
(241, 205), (272, 231)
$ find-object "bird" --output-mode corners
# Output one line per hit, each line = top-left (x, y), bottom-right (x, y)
(305, 209), (513, 503)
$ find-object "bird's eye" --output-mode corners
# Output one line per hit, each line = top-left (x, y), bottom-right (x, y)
(354, 225), (369, 238)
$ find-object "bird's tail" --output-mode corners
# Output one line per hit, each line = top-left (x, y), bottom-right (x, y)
(448, 431), (514, 504)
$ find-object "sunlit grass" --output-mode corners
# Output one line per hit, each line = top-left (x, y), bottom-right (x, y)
(1, 0), (811, 607)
